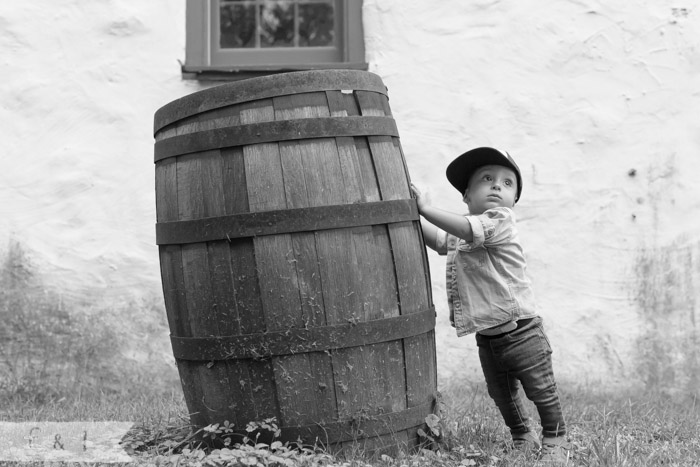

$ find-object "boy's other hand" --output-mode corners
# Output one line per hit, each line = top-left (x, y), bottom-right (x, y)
(410, 183), (430, 211)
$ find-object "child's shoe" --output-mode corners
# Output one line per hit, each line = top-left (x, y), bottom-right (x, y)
(540, 436), (571, 464)
(511, 430), (541, 452)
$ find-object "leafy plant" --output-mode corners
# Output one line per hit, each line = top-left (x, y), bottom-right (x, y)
(417, 414), (441, 445)
(166, 417), (342, 467)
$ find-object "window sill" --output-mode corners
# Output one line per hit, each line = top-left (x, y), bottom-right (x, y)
(181, 62), (369, 81)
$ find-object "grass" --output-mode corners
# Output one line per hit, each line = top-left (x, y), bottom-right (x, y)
(1, 243), (698, 465)
(1, 378), (698, 466)
(437, 378), (700, 466)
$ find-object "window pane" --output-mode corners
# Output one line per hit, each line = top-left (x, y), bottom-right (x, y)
(217, 0), (338, 51)
(299, 1), (334, 47)
(220, 1), (256, 48)
(260, 1), (295, 48)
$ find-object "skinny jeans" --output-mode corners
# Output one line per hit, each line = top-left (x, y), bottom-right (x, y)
(475, 316), (566, 438)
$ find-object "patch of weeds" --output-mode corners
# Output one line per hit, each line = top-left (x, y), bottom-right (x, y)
(123, 417), (347, 466)
(121, 420), (192, 456)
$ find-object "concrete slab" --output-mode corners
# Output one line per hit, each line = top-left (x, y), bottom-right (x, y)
(0, 421), (133, 463)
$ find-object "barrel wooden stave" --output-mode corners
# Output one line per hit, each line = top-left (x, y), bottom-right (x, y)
(154, 71), (435, 451)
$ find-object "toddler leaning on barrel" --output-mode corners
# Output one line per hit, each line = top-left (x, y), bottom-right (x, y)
(412, 147), (570, 463)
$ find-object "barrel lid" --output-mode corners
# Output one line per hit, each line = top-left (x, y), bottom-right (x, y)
(153, 69), (388, 136)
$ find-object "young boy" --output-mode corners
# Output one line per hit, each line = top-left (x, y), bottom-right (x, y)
(411, 147), (569, 463)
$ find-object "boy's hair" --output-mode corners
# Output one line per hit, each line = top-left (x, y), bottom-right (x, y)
(446, 147), (522, 202)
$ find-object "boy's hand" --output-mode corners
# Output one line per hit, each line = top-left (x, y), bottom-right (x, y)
(410, 183), (430, 212)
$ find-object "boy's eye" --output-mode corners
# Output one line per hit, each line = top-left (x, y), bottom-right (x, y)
(504, 180), (513, 186)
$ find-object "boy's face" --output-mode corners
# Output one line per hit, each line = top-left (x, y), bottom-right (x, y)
(463, 164), (518, 214)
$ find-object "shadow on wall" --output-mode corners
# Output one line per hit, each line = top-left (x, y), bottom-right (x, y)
(635, 235), (699, 396)
(0, 239), (178, 402)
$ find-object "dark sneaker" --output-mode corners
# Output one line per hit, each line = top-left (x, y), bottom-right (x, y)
(512, 430), (541, 452)
(540, 436), (571, 464)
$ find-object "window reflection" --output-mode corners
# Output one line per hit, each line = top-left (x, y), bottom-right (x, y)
(260, 2), (294, 48)
(220, 1), (256, 48)
(299, 2), (334, 47)
(220, 0), (335, 49)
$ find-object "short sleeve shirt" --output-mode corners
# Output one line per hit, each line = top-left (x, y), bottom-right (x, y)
(435, 207), (539, 336)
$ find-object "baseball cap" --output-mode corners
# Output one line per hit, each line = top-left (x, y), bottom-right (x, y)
(445, 147), (522, 202)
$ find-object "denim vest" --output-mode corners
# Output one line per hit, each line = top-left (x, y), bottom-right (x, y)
(435, 207), (539, 336)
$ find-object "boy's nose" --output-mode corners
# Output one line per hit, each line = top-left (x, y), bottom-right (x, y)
(492, 183), (501, 191)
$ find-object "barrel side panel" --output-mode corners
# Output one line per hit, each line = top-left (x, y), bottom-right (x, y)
(267, 92), (339, 429)
(360, 92), (437, 442)
(177, 149), (243, 424)
(155, 156), (206, 426)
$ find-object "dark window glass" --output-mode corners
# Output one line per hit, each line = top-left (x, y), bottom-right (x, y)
(220, 1), (256, 48)
(260, 1), (295, 48)
(219, 0), (335, 49)
(299, 1), (334, 47)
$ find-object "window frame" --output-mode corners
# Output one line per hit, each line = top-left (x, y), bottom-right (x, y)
(183, 0), (367, 80)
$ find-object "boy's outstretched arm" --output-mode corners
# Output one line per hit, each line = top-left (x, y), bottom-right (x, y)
(411, 184), (474, 244)
(419, 218), (439, 251)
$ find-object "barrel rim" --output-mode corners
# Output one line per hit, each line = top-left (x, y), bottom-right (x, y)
(153, 69), (388, 135)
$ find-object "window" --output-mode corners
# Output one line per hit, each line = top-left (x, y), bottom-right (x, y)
(184, 0), (366, 80)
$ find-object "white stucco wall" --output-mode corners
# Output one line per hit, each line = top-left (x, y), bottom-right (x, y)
(1, 1), (187, 302)
(1, 1), (698, 391)
(361, 1), (700, 390)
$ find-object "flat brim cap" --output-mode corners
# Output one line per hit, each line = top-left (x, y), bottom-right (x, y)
(446, 147), (523, 202)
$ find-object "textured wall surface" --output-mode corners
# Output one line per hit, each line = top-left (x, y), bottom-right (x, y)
(1, 1), (698, 390)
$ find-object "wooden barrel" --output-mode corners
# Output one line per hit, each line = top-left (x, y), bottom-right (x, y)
(153, 70), (437, 454)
